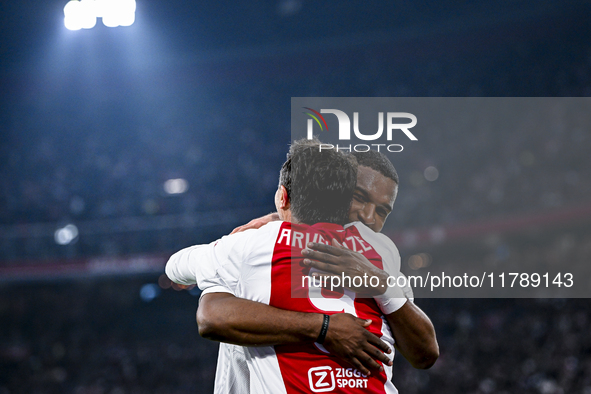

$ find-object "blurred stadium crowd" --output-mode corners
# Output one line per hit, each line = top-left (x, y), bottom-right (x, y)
(2, 282), (591, 394)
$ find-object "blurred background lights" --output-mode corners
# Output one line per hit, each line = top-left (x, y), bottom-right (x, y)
(158, 274), (172, 289)
(64, 0), (136, 30)
(424, 166), (440, 181)
(407, 253), (432, 270)
(139, 283), (160, 302)
(164, 178), (188, 195)
(54, 224), (79, 245)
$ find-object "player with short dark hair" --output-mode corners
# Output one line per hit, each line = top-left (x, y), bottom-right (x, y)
(352, 150), (399, 184)
(280, 137), (357, 225)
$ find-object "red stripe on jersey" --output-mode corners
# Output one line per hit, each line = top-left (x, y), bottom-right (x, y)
(269, 222), (389, 394)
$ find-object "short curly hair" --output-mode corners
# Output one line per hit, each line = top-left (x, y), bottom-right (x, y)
(352, 150), (399, 184)
(279, 139), (357, 225)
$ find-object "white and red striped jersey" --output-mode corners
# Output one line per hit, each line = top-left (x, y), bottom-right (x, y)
(166, 221), (406, 394)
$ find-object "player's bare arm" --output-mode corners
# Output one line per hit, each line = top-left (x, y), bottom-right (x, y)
(383, 301), (439, 369)
(229, 212), (280, 234)
(301, 240), (439, 369)
(197, 292), (393, 376)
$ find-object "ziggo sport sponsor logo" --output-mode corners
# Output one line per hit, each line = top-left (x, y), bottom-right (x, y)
(308, 366), (369, 392)
(303, 107), (417, 152)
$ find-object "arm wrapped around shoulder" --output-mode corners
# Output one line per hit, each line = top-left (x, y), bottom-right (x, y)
(373, 278), (407, 315)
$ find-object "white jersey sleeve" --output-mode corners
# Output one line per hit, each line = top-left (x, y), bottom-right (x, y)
(165, 222), (284, 297)
(351, 222), (410, 313)
(165, 228), (257, 295)
(214, 343), (250, 394)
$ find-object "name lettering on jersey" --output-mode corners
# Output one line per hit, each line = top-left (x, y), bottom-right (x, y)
(277, 229), (327, 249)
(342, 235), (372, 253)
(276, 229), (374, 255)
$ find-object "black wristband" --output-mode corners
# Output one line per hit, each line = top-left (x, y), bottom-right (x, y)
(317, 314), (330, 344)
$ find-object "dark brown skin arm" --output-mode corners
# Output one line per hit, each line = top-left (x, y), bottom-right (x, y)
(197, 292), (322, 345)
(302, 241), (439, 369)
(197, 292), (393, 376)
(384, 301), (439, 369)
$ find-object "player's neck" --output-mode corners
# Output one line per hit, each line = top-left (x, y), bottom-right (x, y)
(278, 209), (293, 223)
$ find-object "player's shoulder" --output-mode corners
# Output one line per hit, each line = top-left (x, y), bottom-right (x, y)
(209, 221), (285, 268)
(347, 221), (401, 273)
(219, 220), (284, 249)
(226, 220), (283, 238)
(245, 219), (285, 238)
(346, 221), (399, 251)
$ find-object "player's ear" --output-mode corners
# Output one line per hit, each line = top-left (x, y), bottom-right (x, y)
(277, 185), (290, 209)
(274, 186), (290, 221)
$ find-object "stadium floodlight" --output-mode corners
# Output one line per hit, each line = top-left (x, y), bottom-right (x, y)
(80, 0), (97, 29)
(64, 0), (136, 30)
(64, 0), (84, 30)
(64, 0), (96, 30)
(98, 0), (136, 27)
